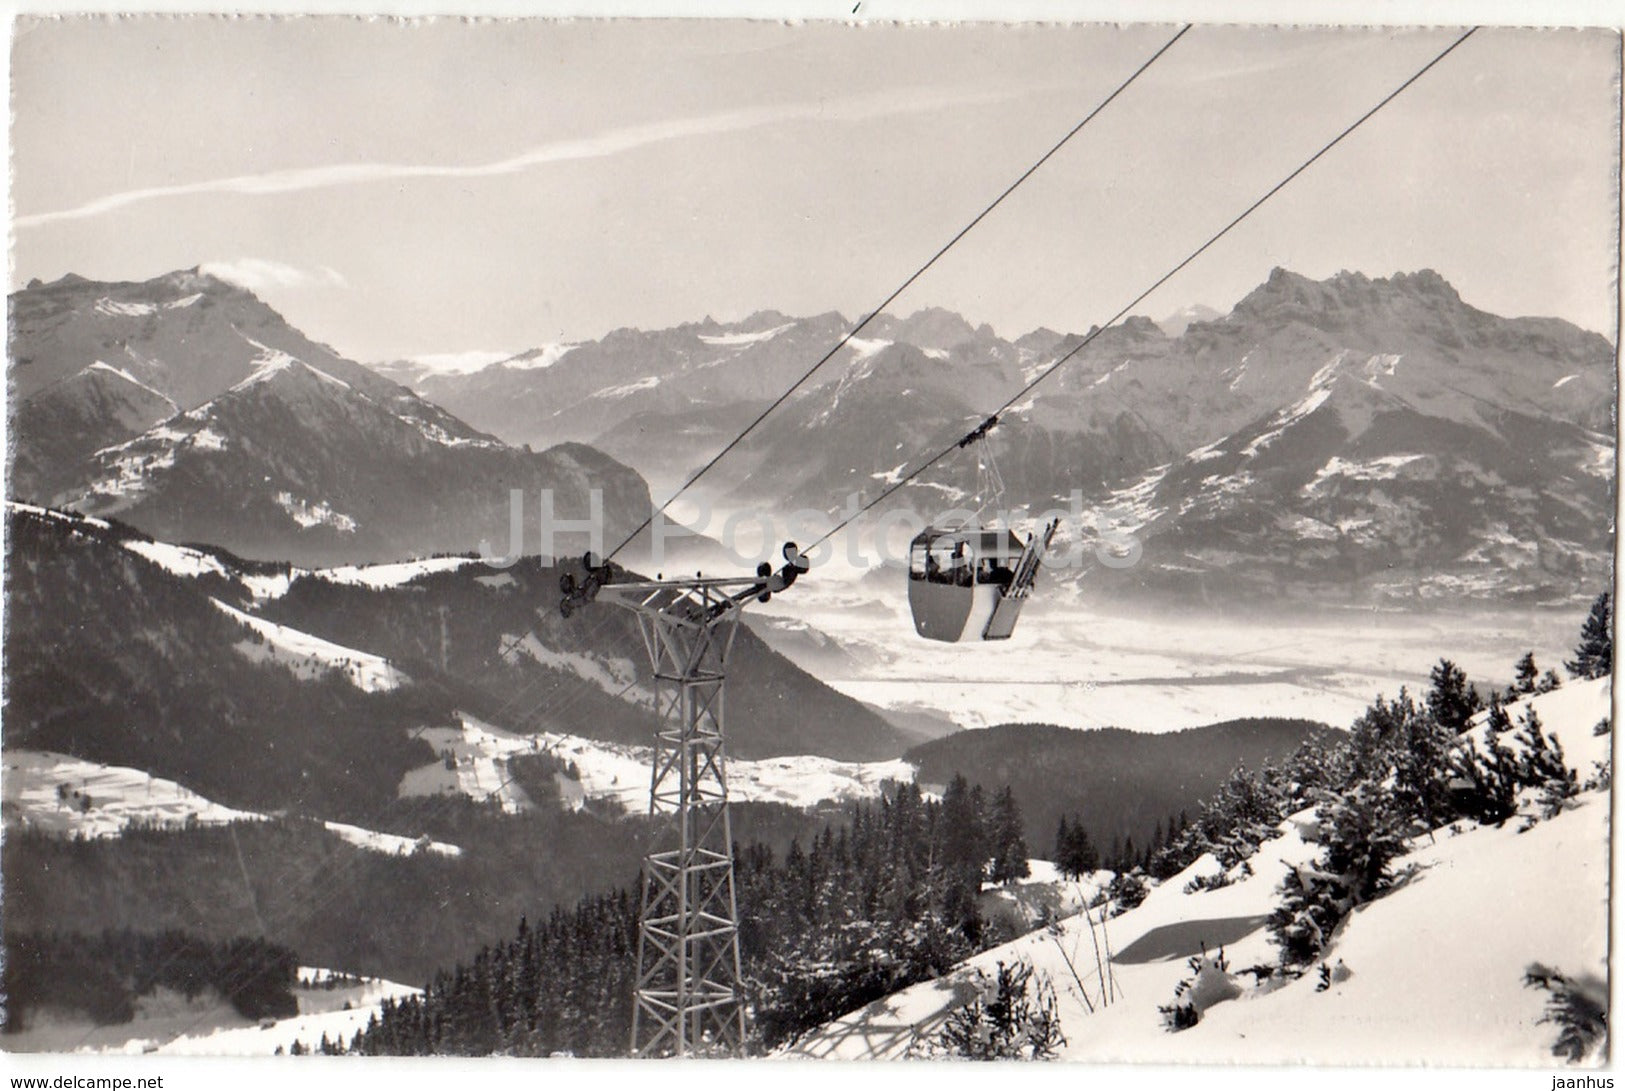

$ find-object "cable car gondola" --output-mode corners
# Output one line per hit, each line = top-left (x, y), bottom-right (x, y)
(907, 521), (1056, 642)
(905, 416), (1059, 642)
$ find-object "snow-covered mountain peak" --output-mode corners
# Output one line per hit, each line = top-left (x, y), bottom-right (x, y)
(228, 346), (351, 394)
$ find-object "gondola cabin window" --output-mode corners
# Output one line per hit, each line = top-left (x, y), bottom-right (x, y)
(912, 538), (976, 586)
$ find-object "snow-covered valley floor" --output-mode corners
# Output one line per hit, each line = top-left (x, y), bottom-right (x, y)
(396, 711), (917, 814)
(786, 677), (1612, 1065)
(3, 750), (462, 857)
(3, 967), (417, 1055)
(753, 579), (1586, 735)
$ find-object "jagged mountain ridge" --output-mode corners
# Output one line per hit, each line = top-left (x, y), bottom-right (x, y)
(396, 309), (856, 457)
(389, 267), (1613, 603)
(12, 266), (1608, 599)
(387, 268), (1610, 486)
(7, 270), (653, 567)
(10, 268), (467, 433)
(1080, 351), (1614, 604)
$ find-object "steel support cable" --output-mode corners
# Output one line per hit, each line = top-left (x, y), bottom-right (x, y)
(481, 24), (1192, 673)
(806, 27), (1479, 554)
(596, 25), (1194, 567)
(156, 27), (1472, 1054)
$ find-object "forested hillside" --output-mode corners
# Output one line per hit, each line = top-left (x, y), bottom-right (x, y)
(905, 717), (1325, 854)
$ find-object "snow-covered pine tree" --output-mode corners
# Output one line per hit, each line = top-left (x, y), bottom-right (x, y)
(1107, 870), (1148, 913)
(1347, 690), (1454, 828)
(935, 959), (1065, 1060)
(1426, 658), (1482, 733)
(1159, 946), (1240, 1030)
(1150, 763), (1288, 879)
(1280, 731), (1352, 800)
(1269, 779), (1408, 967)
(1513, 652), (1540, 696)
(1486, 692), (1513, 734)
(1566, 592), (1612, 680)
(1513, 707), (1578, 820)
(1447, 723), (1520, 826)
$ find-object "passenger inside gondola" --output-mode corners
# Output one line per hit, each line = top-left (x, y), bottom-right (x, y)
(979, 557), (1014, 587)
(907, 521), (1056, 642)
(950, 542), (972, 586)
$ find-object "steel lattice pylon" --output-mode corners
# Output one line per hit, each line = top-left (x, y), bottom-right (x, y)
(577, 551), (805, 1059)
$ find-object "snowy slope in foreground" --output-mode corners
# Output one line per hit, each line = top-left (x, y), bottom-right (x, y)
(4, 968), (416, 1055)
(789, 677), (1611, 1065)
(4, 750), (461, 857)
(979, 860), (1109, 934)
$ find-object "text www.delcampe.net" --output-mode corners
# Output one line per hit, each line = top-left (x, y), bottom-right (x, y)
(11, 1079), (165, 1089)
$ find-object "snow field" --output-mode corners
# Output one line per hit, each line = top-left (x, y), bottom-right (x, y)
(273, 491), (359, 533)
(398, 713), (540, 815)
(7, 500), (112, 530)
(760, 583), (1586, 736)
(531, 731), (919, 813)
(2, 966), (418, 1056)
(978, 860), (1109, 934)
(698, 322), (794, 347)
(505, 631), (646, 703)
(120, 538), (233, 580)
(3, 750), (259, 837)
(394, 712), (922, 816)
(213, 598), (407, 692)
(116, 527), (482, 600)
(3, 750), (461, 857)
(314, 555), (481, 588)
(788, 677), (1612, 1065)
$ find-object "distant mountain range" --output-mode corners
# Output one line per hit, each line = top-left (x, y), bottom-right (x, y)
(7, 264), (1613, 602)
(4, 263), (1612, 1040)
(375, 268), (1614, 604)
(9, 270), (650, 567)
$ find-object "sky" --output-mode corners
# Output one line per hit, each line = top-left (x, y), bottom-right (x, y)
(9, 17), (1621, 362)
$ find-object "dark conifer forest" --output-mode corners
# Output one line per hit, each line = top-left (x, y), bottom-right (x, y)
(346, 778), (1027, 1056)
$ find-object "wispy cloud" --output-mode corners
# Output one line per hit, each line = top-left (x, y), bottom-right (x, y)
(17, 85), (1028, 230)
(200, 258), (348, 293)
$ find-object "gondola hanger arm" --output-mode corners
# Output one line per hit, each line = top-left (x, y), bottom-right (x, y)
(957, 414), (1000, 449)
